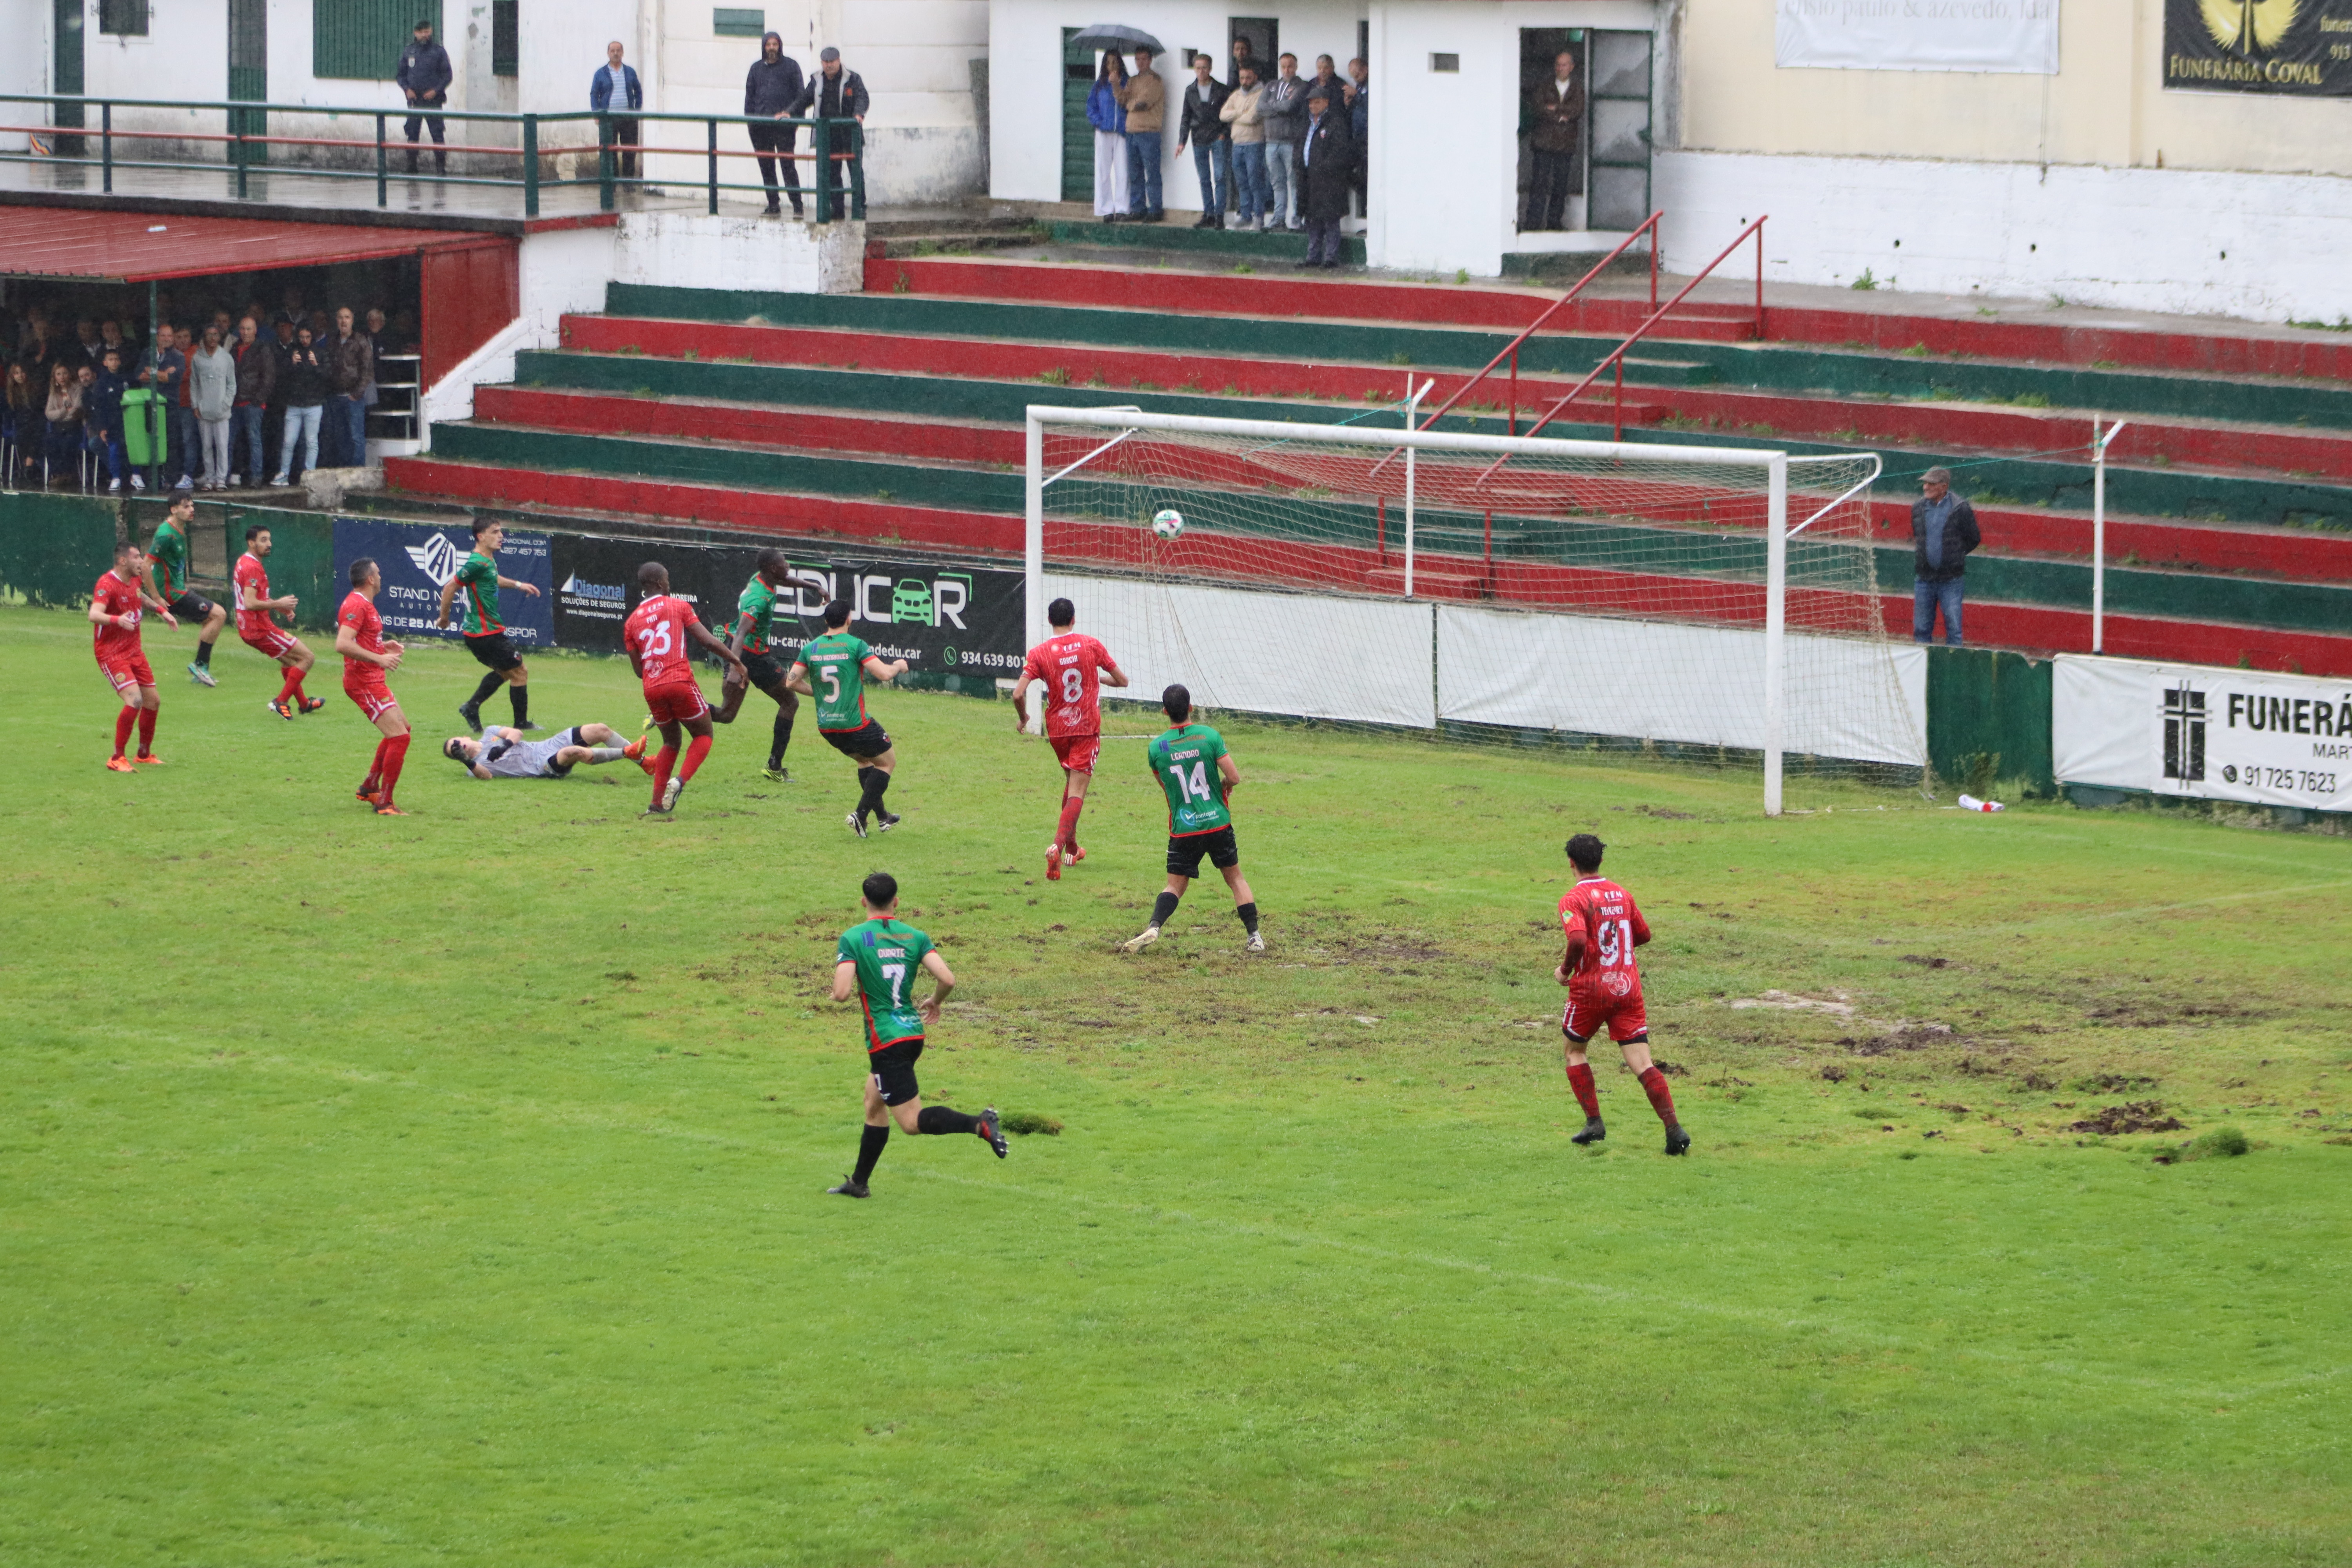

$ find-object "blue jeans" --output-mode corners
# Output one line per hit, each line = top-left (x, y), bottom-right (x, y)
(232, 405), (266, 480)
(166, 406), (198, 483)
(1189, 138), (1229, 219)
(276, 404), (321, 482)
(1265, 140), (1299, 227)
(1230, 142), (1267, 223)
(1913, 577), (1965, 646)
(1125, 129), (1162, 216)
(88, 425), (125, 483)
(329, 394), (367, 466)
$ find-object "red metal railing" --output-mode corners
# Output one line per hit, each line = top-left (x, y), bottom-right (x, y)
(1476, 215), (1769, 480)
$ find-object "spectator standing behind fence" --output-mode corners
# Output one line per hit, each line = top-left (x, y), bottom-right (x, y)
(42, 361), (81, 486)
(591, 41), (643, 181)
(3, 362), (31, 485)
(399, 19), (451, 176)
(137, 324), (187, 490)
(1086, 52), (1129, 220)
(1259, 55), (1307, 232)
(1346, 59), (1369, 220)
(1298, 87), (1352, 269)
(89, 350), (131, 493)
(190, 324), (235, 491)
(1524, 51), (1583, 232)
(1220, 64), (1267, 231)
(230, 316), (272, 488)
(1120, 47), (1166, 223)
(789, 48), (868, 221)
(325, 307), (373, 469)
(744, 33), (806, 218)
(271, 327), (327, 488)
(1176, 54), (1229, 230)
(1911, 466), (1979, 646)
(172, 326), (201, 490)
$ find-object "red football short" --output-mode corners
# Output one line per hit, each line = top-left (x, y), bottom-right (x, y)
(643, 678), (710, 726)
(1563, 984), (1648, 1045)
(1050, 732), (1102, 775)
(99, 653), (155, 699)
(241, 623), (298, 661)
(344, 677), (399, 724)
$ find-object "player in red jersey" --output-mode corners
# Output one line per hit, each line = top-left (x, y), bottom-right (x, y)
(90, 539), (177, 771)
(1555, 833), (1688, 1155)
(232, 523), (325, 720)
(1011, 597), (1129, 881)
(623, 560), (744, 818)
(334, 557), (413, 816)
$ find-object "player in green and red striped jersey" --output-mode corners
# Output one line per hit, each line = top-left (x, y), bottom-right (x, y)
(826, 871), (1007, 1198)
(789, 598), (909, 838)
(436, 518), (541, 734)
(149, 494), (227, 686)
(710, 548), (802, 782)
(1122, 684), (1263, 954)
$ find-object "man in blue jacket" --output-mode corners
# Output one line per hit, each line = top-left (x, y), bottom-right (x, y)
(397, 19), (452, 175)
(744, 32), (807, 217)
(591, 40), (644, 180)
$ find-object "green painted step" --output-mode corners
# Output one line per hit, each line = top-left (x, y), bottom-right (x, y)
(517, 349), (2352, 528)
(604, 283), (2352, 433)
(434, 416), (2352, 634)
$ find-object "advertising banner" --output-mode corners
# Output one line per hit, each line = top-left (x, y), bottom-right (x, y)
(2164, 0), (2352, 95)
(1776, 0), (2060, 73)
(551, 532), (1025, 679)
(332, 517), (554, 647)
(2054, 655), (2352, 813)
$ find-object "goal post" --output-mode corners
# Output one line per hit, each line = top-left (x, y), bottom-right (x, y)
(1023, 404), (1907, 815)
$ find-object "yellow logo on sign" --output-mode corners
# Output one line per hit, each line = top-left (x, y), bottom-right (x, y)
(2200, 0), (2300, 53)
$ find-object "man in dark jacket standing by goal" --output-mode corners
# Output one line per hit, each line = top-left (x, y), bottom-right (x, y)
(1911, 466), (1981, 646)
(744, 31), (806, 217)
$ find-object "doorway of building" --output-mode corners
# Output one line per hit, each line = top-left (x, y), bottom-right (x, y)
(53, 0), (84, 152)
(1585, 31), (1654, 230)
(1227, 16), (1278, 86)
(229, 0), (267, 171)
(1515, 28), (1584, 235)
(1061, 26), (1096, 203)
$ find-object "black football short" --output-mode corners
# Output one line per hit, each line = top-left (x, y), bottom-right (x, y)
(1167, 825), (1240, 878)
(823, 719), (892, 759)
(543, 726), (583, 776)
(868, 1038), (924, 1105)
(737, 649), (787, 690)
(164, 590), (218, 622)
(465, 630), (524, 672)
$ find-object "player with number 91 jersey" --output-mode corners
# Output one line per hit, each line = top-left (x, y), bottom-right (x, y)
(1559, 872), (1652, 1040)
(623, 592), (708, 724)
(838, 915), (936, 1052)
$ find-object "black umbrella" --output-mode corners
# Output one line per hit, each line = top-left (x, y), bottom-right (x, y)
(1069, 23), (1165, 53)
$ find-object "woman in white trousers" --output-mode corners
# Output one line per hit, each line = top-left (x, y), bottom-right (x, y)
(1087, 53), (1131, 218)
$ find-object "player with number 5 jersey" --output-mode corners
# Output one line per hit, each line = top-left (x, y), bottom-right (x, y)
(1013, 596), (1129, 881)
(622, 560), (744, 819)
(826, 871), (1007, 1199)
(1554, 833), (1686, 1155)
(1123, 684), (1263, 954)
(789, 598), (910, 838)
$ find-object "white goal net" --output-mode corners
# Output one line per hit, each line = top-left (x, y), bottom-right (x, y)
(1024, 405), (1920, 815)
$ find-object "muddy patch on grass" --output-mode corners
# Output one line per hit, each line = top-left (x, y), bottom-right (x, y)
(2067, 1101), (2187, 1135)
(2084, 997), (2272, 1028)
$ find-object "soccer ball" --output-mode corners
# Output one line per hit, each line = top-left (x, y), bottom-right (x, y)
(1151, 508), (1185, 541)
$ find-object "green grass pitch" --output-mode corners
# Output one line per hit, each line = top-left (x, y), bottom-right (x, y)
(3, 602), (2348, 1566)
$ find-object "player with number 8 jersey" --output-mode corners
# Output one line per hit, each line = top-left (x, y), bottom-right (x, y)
(1554, 833), (1687, 1155)
(622, 560), (744, 818)
(1013, 596), (1129, 881)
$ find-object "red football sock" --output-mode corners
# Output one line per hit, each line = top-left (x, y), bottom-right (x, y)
(1566, 1062), (1601, 1120)
(376, 733), (410, 805)
(361, 736), (387, 793)
(650, 746), (678, 809)
(276, 666), (304, 705)
(288, 668), (308, 702)
(679, 732), (712, 782)
(136, 706), (157, 753)
(112, 707), (136, 758)
(1055, 794), (1085, 853)
(1638, 1065), (1679, 1126)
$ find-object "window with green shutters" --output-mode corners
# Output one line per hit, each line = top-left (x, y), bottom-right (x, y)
(492, 0), (517, 76)
(98, 0), (147, 37)
(314, 0), (444, 81)
(713, 8), (764, 36)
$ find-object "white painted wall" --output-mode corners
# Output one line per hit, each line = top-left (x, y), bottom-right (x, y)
(0, 0), (42, 152)
(611, 210), (864, 292)
(1657, 149), (2352, 324)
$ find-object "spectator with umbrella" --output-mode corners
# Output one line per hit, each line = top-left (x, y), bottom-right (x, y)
(1085, 48), (1129, 220)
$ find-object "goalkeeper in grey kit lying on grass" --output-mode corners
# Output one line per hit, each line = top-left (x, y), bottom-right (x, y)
(442, 723), (651, 779)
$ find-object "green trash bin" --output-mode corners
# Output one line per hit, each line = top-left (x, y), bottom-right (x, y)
(121, 387), (168, 468)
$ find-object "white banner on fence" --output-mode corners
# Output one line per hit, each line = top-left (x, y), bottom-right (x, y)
(1436, 605), (1927, 767)
(1044, 574), (1438, 730)
(1775, 0), (2060, 73)
(2053, 655), (2352, 813)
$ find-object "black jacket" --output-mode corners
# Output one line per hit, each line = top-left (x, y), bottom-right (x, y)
(744, 50), (805, 116)
(1910, 494), (1982, 583)
(791, 67), (870, 121)
(1178, 78), (1230, 146)
(280, 343), (327, 407)
(1298, 111), (1354, 220)
(397, 41), (452, 101)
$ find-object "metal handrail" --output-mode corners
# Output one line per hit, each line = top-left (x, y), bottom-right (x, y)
(1476, 214), (1769, 481)
(0, 93), (866, 221)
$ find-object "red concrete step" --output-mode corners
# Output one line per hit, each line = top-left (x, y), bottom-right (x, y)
(386, 453), (2352, 677)
(473, 385), (2352, 586)
(879, 257), (2352, 380)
